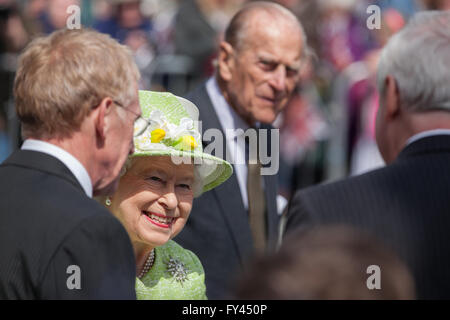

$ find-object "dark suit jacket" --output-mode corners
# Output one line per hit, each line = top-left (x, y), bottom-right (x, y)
(285, 135), (450, 299)
(0, 150), (136, 299)
(175, 83), (280, 299)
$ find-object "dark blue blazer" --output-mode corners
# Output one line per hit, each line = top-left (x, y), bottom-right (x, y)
(0, 150), (136, 299)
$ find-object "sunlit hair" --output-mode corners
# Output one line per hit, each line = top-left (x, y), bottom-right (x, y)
(14, 28), (140, 139)
(377, 11), (450, 112)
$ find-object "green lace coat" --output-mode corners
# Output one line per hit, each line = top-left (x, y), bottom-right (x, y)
(135, 240), (207, 300)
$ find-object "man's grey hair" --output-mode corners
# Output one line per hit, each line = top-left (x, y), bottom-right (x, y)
(377, 11), (450, 112)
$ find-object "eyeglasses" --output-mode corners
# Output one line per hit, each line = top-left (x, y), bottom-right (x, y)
(113, 100), (152, 137)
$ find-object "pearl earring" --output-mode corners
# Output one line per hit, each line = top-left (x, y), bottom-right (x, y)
(105, 197), (112, 206)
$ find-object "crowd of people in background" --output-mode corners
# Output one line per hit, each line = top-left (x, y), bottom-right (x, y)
(1, 0), (446, 199)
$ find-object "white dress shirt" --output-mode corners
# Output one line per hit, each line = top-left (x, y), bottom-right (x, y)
(206, 77), (251, 209)
(21, 139), (93, 198)
(406, 129), (450, 147)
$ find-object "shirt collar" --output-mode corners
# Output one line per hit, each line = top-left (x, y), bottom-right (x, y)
(21, 139), (93, 198)
(406, 129), (450, 147)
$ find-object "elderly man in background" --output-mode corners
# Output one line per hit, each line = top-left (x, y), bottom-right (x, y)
(285, 11), (450, 299)
(176, 2), (307, 299)
(0, 28), (140, 299)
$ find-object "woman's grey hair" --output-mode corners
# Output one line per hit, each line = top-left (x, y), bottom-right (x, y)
(377, 11), (450, 112)
(121, 157), (205, 197)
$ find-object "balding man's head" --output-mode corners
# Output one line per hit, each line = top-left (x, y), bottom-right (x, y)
(217, 2), (307, 126)
(225, 2), (307, 57)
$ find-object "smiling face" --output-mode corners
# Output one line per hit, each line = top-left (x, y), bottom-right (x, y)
(110, 156), (194, 249)
(219, 11), (304, 125)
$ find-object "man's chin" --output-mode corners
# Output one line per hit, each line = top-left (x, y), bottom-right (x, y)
(253, 105), (284, 124)
(254, 112), (278, 125)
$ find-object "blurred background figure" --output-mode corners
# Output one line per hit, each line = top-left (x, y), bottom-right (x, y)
(233, 226), (415, 299)
(37, 0), (81, 34)
(0, 0), (36, 159)
(173, 0), (244, 90)
(422, 0), (450, 10)
(93, 0), (155, 89)
(94, 0), (151, 43)
(0, 111), (11, 163)
(347, 9), (405, 176)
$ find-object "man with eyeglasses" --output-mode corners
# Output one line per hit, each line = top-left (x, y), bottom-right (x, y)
(0, 28), (140, 299)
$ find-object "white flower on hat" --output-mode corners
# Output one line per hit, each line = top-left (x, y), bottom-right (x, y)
(134, 110), (201, 152)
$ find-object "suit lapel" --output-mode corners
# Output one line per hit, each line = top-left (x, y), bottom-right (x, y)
(187, 84), (254, 261)
(211, 177), (254, 260)
(1, 149), (85, 193)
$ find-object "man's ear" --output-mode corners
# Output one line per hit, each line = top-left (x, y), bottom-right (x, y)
(383, 75), (401, 121)
(217, 41), (235, 82)
(93, 97), (114, 140)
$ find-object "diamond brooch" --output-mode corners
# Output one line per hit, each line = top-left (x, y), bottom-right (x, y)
(166, 257), (189, 284)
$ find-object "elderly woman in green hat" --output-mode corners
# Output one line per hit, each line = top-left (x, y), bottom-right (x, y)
(104, 91), (232, 300)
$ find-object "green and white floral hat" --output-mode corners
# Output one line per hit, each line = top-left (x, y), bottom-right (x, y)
(132, 90), (233, 196)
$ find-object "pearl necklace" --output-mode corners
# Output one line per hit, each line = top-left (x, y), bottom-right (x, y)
(138, 249), (155, 279)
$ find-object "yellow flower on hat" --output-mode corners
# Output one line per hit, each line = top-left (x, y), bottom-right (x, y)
(151, 128), (166, 143)
(175, 135), (198, 151)
(183, 135), (198, 149)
